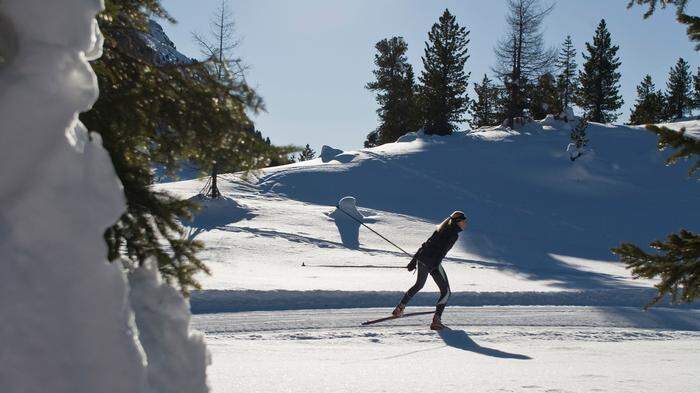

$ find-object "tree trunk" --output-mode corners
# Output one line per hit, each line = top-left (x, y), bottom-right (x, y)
(210, 161), (220, 199)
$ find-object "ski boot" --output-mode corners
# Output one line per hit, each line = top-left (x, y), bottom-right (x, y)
(391, 303), (405, 317)
(430, 314), (446, 330)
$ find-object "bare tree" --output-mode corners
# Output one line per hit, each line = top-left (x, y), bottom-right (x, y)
(192, 0), (259, 198)
(193, 0), (247, 82)
(493, 0), (557, 127)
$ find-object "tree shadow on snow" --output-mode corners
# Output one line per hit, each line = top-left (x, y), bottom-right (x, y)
(185, 195), (257, 240)
(438, 328), (531, 360)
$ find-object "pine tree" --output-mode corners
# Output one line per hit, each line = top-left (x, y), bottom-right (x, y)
(419, 9), (471, 135)
(366, 37), (419, 145)
(364, 130), (379, 148)
(618, 0), (700, 309)
(575, 19), (624, 123)
(568, 116), (589, 162)
(665, 57), (694, 120)
(629, 75), (666, 125)
(469, 74), (501, 128)
(81, 0), (287, 294)
(298, 144), (316, 161)
(528, 73), (560, 119)
(555, 35), (578, 110)
(612, 125), (700, 308)
(628, 0), (700, 50)
(493, 0), (556, 127)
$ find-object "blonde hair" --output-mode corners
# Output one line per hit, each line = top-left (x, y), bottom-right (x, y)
(436, 211), (467, 232)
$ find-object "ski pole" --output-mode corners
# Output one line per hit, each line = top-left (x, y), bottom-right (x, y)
(335, 204), (413, 257)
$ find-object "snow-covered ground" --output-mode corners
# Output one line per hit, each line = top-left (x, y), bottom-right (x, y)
(196, 306), (700, 393)
(158, 118), (699, 297)
(157, 118), (700, 392)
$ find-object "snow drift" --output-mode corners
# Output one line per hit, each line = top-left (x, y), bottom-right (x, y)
(0, 2), (209, 392)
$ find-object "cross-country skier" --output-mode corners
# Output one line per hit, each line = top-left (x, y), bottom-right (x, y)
(392, 211), (467, 330)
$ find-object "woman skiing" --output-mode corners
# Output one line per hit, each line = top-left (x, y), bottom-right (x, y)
(392, 211), (467, 330)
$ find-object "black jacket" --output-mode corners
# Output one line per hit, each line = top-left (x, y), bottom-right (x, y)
(411, 223), (462, 270)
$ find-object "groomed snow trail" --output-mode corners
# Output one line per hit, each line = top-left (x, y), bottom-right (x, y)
(196, 306), (700, 393)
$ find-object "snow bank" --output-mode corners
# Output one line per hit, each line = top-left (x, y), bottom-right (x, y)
(1, 2), (211, 392)
(0, 1), (148, 392)
(189, 288), (696, 314)
(129, 262), (210, 393)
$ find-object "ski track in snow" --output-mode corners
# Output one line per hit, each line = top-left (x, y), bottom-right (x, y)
(197, 307), (700, 393)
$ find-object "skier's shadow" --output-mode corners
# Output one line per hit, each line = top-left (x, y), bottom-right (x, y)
(438, 328), (531, 360)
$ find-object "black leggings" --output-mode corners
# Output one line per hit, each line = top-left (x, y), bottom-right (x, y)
(400, 263), (451, 317)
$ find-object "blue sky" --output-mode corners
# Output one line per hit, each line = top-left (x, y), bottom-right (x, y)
(159, 0), (698, 151)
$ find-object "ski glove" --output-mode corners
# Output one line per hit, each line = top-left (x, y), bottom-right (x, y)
(406, 258), (417, 272)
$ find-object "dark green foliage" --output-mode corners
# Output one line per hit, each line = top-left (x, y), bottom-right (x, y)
(419, 9), (471, 135)
(568, 116), (589, 161)
(665, 58), (694, 119)
(555, 35), (578, 110)
(298, 144), (316, 161)
(469, 74), (502, 128)
(628, 0), (700, 50)
(575, 19), (624, 123)
(629, 75), (667, 125)
(364, 130), (379, 148)
(528, 73), (560, 119)
(81, 0), (286, 294)
(366, 37), (419, 144)
(612, 124), (700, 308)
(648, 124), (700, 177)
(494, 0), (556, 127)
(612, 230), (700, 308)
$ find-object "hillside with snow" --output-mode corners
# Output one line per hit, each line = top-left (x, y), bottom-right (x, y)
(157, 117), (700, 393)
(158, 117), (699, 300)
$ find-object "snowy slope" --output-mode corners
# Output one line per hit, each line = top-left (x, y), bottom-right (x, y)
(157, 118), (699, 300)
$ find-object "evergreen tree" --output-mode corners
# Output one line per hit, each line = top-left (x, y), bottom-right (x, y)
(528, 73), (560, 119)
(493, 0), (556, 127)
(297, 144), (316, 161)
(629, 75), (666, 125)
(628, 0), (700, 50)
(366, 37), (418, 145)
(618, 1), (700, 309)
(81, 0), (287, 294)
(568, 116), (589, 162)
(419, 9), (471, 135)
(665, 57), (694, 120)
(575, 19), (624, 123)
(555, 35), (578, 110)
(469, 74), (501, 128)
(364, 130), (379, 148)
(612, 125), (700, 308)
